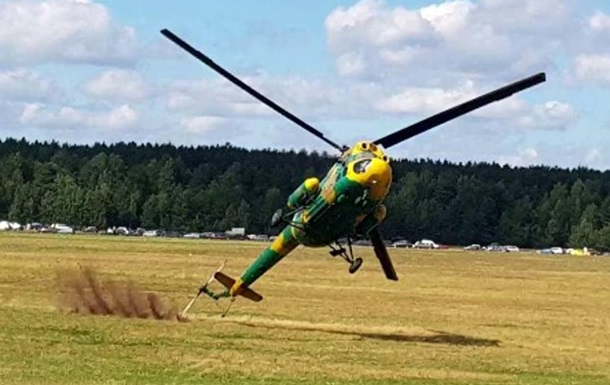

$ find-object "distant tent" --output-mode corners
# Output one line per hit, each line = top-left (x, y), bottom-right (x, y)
(0, 221), (21, 230)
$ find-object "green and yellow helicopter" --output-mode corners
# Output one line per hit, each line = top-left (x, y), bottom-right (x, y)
(160, 29), (546, 317)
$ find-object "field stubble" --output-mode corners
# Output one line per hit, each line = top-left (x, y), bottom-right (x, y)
(1, 232), (610, 384)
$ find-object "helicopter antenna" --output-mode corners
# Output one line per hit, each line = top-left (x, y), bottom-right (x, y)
(373, 73), (546, 149)
(161, 29), (346, 153)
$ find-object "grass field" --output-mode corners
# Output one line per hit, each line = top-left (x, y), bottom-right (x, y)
(1, 232), (610, 385)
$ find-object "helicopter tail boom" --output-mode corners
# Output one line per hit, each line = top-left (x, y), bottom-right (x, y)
(180, 226), (299, 317)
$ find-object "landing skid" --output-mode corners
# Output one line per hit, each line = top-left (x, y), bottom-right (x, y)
(329, 237), (363, 274)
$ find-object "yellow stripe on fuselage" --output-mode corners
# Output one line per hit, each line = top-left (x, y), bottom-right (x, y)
(269, 232), (294, 257)
(230, 278), (244, 296)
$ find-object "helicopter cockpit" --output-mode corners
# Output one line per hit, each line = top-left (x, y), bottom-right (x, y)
(341, 141), (391, 164)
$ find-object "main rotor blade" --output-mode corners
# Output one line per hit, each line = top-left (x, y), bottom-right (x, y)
(374, 72), (546, 149)
(369, 227), (398, 281)
(161, 28), (345, 152)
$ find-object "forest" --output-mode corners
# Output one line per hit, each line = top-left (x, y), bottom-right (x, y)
(1, 137), (609, 250)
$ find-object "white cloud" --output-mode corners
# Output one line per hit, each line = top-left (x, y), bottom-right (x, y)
(573, 54), (610, 84)
(537, 145), (607, 170)
(0, 100), (26, 129)
(497, 147), (540, 168)
(0, 68), (60, 101)
(20, 103), (138, 130)
(84, 69), (153, 101)
(177, 115), (249, 145)
(472, 144), (607, 170)
(0, 0), (139, 66)
(419, 1), (474, 36)
(180, 116), (227, 134)
(534, 101), (576, 122)
(590, 11), (610, 32)
(376, 80), (504, 115)
(563, 11), (610, 86)
(336, 52), (367, 77)
(326, 0), (438, 78)
(326, 0), (436, 50)
(167, 77), (270, 118)
(325, 0), (573, 83)
(377, 84), (474, 115)
(585, 148), (603, 164)
(375, 80), (572, 130)
(166, 75), (384, 121)
(515, 101), (576, 130)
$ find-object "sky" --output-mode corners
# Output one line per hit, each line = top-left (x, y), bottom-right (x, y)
(1, 0), (610, 169)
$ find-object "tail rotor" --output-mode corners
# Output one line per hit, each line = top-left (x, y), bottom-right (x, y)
(179, 260), (227, 319)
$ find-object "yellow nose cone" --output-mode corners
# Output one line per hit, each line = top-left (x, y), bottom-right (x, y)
(347, 158), (392, 201)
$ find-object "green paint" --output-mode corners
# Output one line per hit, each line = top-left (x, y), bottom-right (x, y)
(295, 175), (372, 246)
(239, 226), (299, 286)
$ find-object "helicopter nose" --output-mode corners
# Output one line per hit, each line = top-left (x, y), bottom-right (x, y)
(348, 158), (392, 200)
(364, 158), (391, 185)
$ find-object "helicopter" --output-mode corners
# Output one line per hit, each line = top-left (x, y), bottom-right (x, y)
(160, 28), (546, 317)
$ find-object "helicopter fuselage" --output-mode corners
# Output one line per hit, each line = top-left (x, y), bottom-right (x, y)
(291, 141), (392, 246)
(234, 142), (392, 288)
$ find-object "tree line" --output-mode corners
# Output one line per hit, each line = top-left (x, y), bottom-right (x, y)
(1, 137), (609, 250)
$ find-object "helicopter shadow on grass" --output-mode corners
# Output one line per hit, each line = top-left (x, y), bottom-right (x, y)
(354, 330), (501, 347)
(231, 319), (501, 347)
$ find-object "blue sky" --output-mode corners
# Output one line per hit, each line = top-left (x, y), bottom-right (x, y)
(1, 0), (610, 169)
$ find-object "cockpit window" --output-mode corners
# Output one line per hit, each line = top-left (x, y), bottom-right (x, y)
(353, 159), (372, 174)
(353, 152), (374, 161)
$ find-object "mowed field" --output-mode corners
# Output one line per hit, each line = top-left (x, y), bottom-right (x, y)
(1, 233), (610, 385)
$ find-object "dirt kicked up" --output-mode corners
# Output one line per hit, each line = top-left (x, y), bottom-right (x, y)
(57, 266), (188, 322)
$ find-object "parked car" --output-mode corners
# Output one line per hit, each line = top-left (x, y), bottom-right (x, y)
(463, 244), (482, 251)
(56, 226), (74, 234)
(392, 240), (412, 248)
(413, 239), (439, 249)
(247, 234), (269, 241)
(504, 245), (520, 253)
(353, 239), (372, 246)
(83, 226), (98, 233)
(485, 242), (505, 252)
(114, 226), (133, 236)
(143, 229), (163, 237)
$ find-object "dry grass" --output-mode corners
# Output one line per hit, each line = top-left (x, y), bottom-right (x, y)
(1, 232), (609, 384)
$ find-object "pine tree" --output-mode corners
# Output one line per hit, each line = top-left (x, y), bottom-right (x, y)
(569, 204), (599, 249)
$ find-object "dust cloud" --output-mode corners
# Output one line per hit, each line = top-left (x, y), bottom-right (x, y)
(57, 266), (188, 322)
